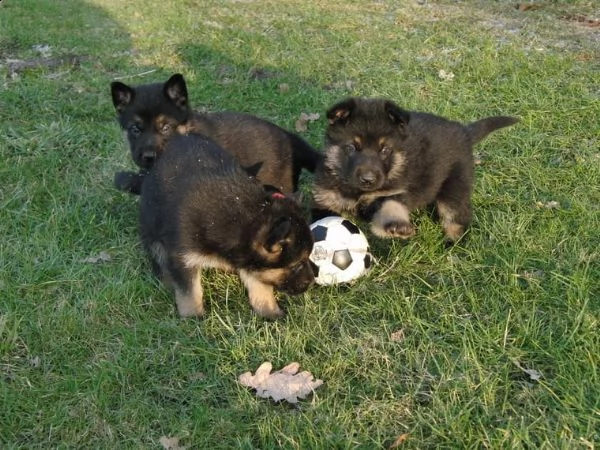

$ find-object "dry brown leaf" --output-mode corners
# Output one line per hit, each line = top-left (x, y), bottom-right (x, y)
(535, 200), (560, 209)
(516, 3), (542, 12)
(389, 433), (410, 448)
(390, 329), (405, 343)
(159, 436), (186, 450)
(295, 112), (320, 132)
(239, 361), (323, 403)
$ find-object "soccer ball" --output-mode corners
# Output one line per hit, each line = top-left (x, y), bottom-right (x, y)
(309, 216), (373, 285)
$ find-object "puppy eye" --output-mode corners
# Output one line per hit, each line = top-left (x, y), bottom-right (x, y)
(128, 124), (142, 136)
(380, 146), (392, 156)
(160, 123), (173, 135)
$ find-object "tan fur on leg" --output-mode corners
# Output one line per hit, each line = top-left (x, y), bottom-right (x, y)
(174, 270), (204, 317)
(436, 201), (467, 242)
(239, 270), (284, 319)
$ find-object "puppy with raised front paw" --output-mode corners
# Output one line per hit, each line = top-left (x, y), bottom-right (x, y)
(312, 97), (519, 243)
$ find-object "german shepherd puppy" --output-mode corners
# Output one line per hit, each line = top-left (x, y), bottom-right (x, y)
(111, 73), (321, 195)
(139, 133), (315, 319)
(312, 97), (519, 242)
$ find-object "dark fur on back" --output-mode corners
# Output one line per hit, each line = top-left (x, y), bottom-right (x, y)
(111, 73), (321, 195)
(312, 97), (519, 242)
(139, 133), (315, 319)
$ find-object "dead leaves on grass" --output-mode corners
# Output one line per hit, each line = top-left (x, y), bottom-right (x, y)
(295, 112), (320, 132)
(159, 436), (186, 450)
(80, 251), (112, 264)
(239, 361), (323, 403)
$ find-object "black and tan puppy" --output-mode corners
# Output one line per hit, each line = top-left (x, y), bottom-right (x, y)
(139, 133), (315, 319)
(111, 73), (321, 195)
(312, 97), (519, 242)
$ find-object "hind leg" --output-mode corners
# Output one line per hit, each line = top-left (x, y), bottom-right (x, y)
(168, 257), (205, 318)
(435, 166), (473, 242)
(370, 198), (415, 239)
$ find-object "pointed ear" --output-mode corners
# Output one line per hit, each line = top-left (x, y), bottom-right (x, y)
(384, 100), (410, 127)
(327, 98), (356, 125)
(163, 73), (188, 109)
(243, 161), (264, 178)
(111, 81), (135, 113)
(253, 216), (292, 261)
(265, 217), (292, 254)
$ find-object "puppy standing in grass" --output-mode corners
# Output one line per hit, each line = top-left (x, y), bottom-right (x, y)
(312, 97), (519, 242)
(111, 73), (321, 195)
(139, 133), (315, 319)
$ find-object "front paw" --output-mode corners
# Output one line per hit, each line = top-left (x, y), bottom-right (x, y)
(114, 171), (144, 195)
(372, 220), (415, 239)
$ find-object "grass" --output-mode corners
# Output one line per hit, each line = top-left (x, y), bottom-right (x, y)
(1, 0), (599, 448)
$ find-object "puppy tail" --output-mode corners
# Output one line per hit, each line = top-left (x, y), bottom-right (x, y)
(467, 116), (519, 145)
(288, 133), (323, 173)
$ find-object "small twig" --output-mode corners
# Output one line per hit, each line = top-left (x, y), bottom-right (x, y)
(111, 69), (157, 81)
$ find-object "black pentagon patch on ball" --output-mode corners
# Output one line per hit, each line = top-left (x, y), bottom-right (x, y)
(311, 225), (328, 242)
(332, 249), (353, 270)
(309, 260), (320, 277)
(341, 219), (360, 234)
(364, 253), (372, 269)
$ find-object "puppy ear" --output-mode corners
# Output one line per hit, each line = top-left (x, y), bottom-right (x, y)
(111, 81), (135, 112)
(265, 217), (292, 254)
(327, 98), (356, 125)
(384, 100), (410, 127)
(163, 73), (188, 109)
(243, 161), (264, 178)
(254, 216), (292, 261)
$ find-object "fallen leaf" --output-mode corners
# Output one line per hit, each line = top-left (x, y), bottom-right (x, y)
(80, 251), (112, 264)
(323, 80), (355, 91)
(438, 69), (455, 81)
(389, 433), (409, 448)
(561, 14), (600, 28)
(159, 436), (186, 450)
(248, 67), (277, 80)
(239, 361), (323, 403)
(516, 3), (542, 12)
(535, 200), (560, 209)
(278, 83), (290, 93)
(390, 329), (405, 343)
(295, 112), (320, 132)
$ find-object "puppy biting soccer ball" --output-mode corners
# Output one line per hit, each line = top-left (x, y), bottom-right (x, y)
(312, 97), (519, 243)
(309, 216), (372, 285)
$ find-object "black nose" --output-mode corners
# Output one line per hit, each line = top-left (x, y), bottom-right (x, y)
(358, 171), (377, 186)
(140, 151), (156, 167)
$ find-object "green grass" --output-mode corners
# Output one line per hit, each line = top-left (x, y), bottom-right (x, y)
(1, 0), (599, 448)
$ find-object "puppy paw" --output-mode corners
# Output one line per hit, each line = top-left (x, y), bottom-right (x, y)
(385, 221), (416, 239)
(443, 222), (466, 243)
(255, 304), (286, 321)
(372, 220), (415, 239)
(114, 171), (144, 195)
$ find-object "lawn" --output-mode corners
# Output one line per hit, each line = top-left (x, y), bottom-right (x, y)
(1, 0), (598, 448)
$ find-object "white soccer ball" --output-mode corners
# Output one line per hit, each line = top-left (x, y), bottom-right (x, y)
(309, 216), (373, 286)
